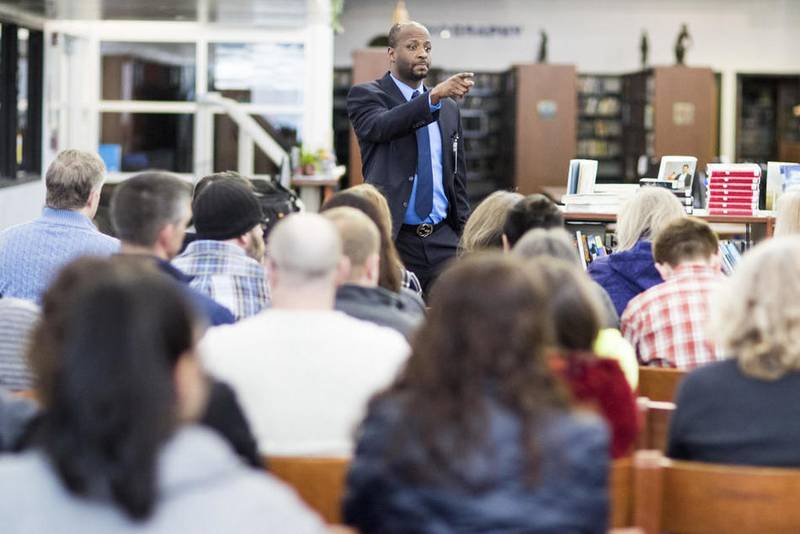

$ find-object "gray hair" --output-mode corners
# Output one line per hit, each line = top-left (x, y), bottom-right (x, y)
(512, 227), (581, 267)
(616, 187), (686, 252)
(45, 150), (106, 210)
(712, 236), (800, 380)
(268, 213), (342, 284)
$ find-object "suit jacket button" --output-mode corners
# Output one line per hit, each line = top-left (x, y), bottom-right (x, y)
(408, 176), (414, 182)
(402, 201), (408, 207)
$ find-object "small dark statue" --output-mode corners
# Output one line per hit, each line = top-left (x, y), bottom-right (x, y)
(674, 23), (692, 65)
(537, 30), (548, 63)
(640, 30), (649, 68)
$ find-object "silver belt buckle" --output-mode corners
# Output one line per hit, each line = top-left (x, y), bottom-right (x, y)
(416, 223), (433, 238)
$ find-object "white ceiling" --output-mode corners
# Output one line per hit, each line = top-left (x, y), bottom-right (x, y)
(0, 0), (308, 25)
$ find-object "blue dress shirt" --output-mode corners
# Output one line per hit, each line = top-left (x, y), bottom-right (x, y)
(390, 74), (450, 225)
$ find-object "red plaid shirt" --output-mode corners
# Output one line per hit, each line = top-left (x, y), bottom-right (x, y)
(620, 263), (725, 370)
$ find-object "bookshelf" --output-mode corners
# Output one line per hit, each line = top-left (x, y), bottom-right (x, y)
(736, 74), (800, 163)
(621, 66), (717, 182)
(577, 74), (624, 182)
(563, 210), (774, 247)
(427, 69), (510, 204)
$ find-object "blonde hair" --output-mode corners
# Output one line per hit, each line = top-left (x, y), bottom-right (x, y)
(346, 183), (403, 291)
(459, 190), (524, 254)
(615, 187), (686, 252)
(322, 207), (380, 281)
(774, 191), (800, 237)
(711, 236), (800, 380)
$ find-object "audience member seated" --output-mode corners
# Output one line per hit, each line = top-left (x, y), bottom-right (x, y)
(173, 178), (270, 319)
(513, 227), (619, 327)
(588, 187), (685, 316)
(0, 150), (119, 302)
(0, 389), (38, 453)
(668, 237), (800, 467)
(329, 184), (425, 299)
(322, 188), (425, 313)
(622, 217), (725, 370)
(110, 172), (235, 326)
(324, 207), (423, 339)
(458, 190), (523, 255)
(774, 190), (800, 236)
(26, 257), (261, 467)
(501, 193), (564, 250)
(201, 213), (409, 456)
(0, 298), (39, 390)
(344, 254), (609, 533)
(0, 264), (324, 532)
(527, 256), (638, 458)
(510, 229), (638, 389)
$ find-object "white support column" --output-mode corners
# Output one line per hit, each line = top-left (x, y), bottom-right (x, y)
(719, 69), (738, 163)
(194, 34), (213, 180)
(238, 130), (255, 176)
(303, 0), (334, 152)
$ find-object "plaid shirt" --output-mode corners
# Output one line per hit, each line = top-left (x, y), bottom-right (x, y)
(620, 264), (724, 370)
(172, 240), (269, 320)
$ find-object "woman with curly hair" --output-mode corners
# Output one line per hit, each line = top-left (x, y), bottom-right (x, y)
(344, 253), (609, 533)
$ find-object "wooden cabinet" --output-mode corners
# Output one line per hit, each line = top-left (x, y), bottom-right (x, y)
(623, 66), (717, 181)
(348, 48), (389, 186)
(511, 63), (577, 194)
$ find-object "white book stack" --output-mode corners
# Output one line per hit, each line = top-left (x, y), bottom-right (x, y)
(562, 183), (638, 214)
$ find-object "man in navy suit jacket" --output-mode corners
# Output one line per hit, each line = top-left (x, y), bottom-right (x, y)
(347, 22), (473, 294)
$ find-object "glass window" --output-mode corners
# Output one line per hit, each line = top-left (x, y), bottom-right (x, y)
(99, 113), (194, 172)
(208, 43), (304, 106)
(213, 113), (300, 174)
(101, 42), (196, 101)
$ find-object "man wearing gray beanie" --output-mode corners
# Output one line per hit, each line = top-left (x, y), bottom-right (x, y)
(173, 177), (270, 319)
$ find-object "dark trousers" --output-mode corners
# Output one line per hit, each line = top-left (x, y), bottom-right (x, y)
(395, 223), (459, 296)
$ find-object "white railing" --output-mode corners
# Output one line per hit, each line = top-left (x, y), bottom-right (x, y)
(197, 92), (292, 186)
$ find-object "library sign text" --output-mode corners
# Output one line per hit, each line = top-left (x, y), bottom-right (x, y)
(426, 24), (523, 39)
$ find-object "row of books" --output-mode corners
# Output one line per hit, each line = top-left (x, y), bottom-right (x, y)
(706, 163), (761, 216)
(719, 240), (744, 276)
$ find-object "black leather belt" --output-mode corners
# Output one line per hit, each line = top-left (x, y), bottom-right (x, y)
(400, 220), (447, 238)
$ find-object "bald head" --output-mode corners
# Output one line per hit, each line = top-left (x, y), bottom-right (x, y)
(322, 207), (380, 284)
(267, 213), (342, 285)
(388, 21), (430, 48)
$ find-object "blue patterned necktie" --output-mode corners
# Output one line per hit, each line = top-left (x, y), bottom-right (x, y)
(411, 90), (433, 220)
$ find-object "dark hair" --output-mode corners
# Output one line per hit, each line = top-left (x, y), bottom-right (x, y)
(193, 171), (253, 202)
(110, 172), (192, 247)
(503, 194), (564, 247)
(32, 259), (196, 520)
(381, 253), (567, 485)
(526, 257), (602, 351)
(322, 191), (402, 292)
(653, 216), (718, 267)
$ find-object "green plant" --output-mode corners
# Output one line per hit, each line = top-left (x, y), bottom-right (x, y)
(332, 0), (345, 34)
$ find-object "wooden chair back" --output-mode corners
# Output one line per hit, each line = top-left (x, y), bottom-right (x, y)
(266, 456), (350, 524)
(610, 457), (634, 528)
(634, 450), (800, 533)
(635, 398), (675, 452)
(637, 367), (686, 402)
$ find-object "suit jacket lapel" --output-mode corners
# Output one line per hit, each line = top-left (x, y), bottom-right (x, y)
(378, 72), (407, 108)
